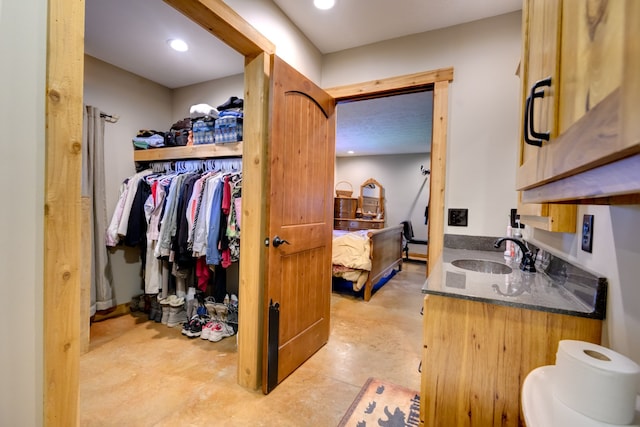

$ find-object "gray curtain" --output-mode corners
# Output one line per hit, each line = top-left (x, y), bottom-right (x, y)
(82, 106), (116, 316)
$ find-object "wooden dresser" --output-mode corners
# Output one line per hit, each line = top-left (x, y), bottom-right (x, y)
(333, 218), (384, 231)
(334, 197), (384, 230)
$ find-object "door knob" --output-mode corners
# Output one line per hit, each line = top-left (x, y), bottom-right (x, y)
(272, 236), (290, 248)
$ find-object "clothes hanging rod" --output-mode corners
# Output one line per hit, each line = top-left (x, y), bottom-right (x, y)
(100, 112), (119, 123)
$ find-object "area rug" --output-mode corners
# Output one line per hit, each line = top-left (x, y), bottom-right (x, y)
(338, 377), (420, 427)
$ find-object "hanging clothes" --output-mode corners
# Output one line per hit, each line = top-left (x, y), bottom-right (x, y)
(106, 160), (243, 296)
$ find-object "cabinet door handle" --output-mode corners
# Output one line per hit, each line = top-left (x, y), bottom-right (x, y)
(524, 77), (552, 147)
(523, 94), (539, 146)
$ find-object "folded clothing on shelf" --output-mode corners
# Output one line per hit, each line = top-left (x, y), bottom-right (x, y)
(132, 130), (165, 149)
(214, 111), (243, 144)
(192, 116), (216, 145)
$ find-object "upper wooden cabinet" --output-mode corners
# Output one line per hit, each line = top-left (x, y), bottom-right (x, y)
(517, 0), (576, 232)
(516, 0), (640, 223)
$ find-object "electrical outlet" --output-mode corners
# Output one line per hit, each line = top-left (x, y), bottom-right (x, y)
(448, 208), (468, 226)
(581, 214), (594, 253)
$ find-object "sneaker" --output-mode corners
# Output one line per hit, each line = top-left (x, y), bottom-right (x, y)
(185, 315), (208, 338)
(181, 316), (197, 336)
(201, 320), (220, 340)
(208, 321), (235, 342)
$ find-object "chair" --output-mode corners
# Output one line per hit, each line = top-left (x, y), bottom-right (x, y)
(401, 220), (428, 261)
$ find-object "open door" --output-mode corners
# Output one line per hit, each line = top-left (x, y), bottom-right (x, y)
(262, 56), (336, 393)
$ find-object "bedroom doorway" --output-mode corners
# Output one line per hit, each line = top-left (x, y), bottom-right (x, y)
(334, 90), (433, 264)
(326, 68), (453, 277)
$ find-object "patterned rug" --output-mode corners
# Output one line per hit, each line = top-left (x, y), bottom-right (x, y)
(338, 377), (420, 427)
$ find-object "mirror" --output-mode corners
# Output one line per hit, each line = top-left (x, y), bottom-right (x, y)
(359, 178), (384, 220)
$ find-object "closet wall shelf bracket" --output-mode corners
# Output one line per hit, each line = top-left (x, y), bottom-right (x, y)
(133, 142), (242, 162)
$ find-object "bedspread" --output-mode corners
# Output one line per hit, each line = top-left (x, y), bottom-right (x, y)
(332, 230), (371, 291)
(332, 230), (371, 271)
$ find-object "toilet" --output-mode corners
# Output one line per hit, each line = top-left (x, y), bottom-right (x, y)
(522, 365), (640, 427)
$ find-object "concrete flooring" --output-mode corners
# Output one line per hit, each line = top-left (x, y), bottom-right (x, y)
(80, 262), (426, 426)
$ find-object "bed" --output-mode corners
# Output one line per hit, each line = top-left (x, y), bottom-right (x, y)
(332, 224), (404, 301)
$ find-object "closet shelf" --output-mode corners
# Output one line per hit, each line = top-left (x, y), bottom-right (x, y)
(133, 142), (242, 162)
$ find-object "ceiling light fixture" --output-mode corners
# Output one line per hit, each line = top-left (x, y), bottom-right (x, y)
(167, 38), (189, 52)
(347, 150), (355, 154)
(314, 0), (335, 10)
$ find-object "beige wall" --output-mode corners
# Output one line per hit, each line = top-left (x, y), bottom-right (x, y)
(83, 55), (173, 307)
(0, 0), (45, 425)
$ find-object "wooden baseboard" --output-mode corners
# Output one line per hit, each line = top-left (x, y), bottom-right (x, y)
(91, 303), (131, 323)
(408, 252), (428, 262)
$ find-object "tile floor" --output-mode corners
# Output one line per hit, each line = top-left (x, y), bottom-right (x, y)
(80, 262), (426, 426)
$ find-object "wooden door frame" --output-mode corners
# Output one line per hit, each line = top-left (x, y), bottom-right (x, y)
(325, 68), (453, 276)
(46, 0), (451, 422)
(46, 0), (275, 423)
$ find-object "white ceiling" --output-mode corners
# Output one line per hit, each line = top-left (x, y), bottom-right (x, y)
(84, 0), (521, 156)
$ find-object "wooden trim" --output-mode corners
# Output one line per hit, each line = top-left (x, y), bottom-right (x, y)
(237, 53), (272, 390)
(163, 0), (275, 58)
(91, 303), (132, 322)
(325, 67), (454, 101)
(133, 142), (242, 162)
(521, 153), (640, 204)
(427, 81), (449, 277)
(45, 0), (84, 424)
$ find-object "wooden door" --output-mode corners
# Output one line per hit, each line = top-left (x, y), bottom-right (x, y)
(263, 56), (335, 393)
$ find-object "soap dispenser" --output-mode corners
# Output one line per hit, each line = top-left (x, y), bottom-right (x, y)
(513, 219), (523, 262)
(504, 216), (514, 260)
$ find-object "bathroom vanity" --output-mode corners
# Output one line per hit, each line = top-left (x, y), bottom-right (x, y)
(419, 237), (606, 427)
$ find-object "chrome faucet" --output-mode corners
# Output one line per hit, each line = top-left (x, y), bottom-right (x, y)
(494, 237), (537, 273)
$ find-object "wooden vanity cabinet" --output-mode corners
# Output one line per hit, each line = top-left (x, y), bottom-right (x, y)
(419, 294), (602, 427)
(516, 0), (640, 228)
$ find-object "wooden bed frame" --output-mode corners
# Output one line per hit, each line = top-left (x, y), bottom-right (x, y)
(361, 225), (404, 301)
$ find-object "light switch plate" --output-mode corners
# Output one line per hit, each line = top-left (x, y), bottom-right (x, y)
(448, 208), (468, 227)
(581, 214), (594, 253)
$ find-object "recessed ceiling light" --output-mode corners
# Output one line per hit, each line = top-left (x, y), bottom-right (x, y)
(168, 38), (189, 52)
(314, 0), (335, 10)
(347, 150), (355, 154)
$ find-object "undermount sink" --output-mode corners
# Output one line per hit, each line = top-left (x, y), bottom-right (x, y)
(451, 259), (513, 275)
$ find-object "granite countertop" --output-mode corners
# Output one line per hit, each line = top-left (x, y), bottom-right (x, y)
(422, 238), (607, 319)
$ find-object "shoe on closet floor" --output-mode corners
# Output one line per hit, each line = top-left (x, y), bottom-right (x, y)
(184, 315), (209, 338)
(208, 322), (235, 342)
(204, 296), (217, 318)
(148, 295), (159, 321)
(167, 302), (187, 328)
(214, 303), (228, 322)
(159, 297), (171, 325)
(200, 319), (222, 340)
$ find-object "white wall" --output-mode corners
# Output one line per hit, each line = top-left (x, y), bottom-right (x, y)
(224, 0), (323, 84)
(336, 154), (431, 255)
(323, 12), (522, 237)
(0, 0), (45, 424)
(83, 55), (173, 306)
